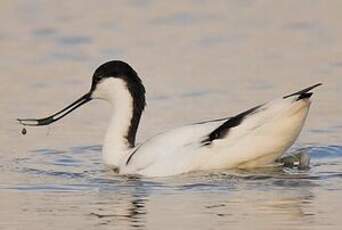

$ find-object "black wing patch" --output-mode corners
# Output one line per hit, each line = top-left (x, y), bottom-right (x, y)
(201, 105), (262, 145)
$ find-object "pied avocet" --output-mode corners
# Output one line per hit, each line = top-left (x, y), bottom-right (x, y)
(18, 60), (321, 177)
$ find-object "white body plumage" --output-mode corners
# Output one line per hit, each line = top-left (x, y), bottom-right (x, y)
(98, 78), (311, 177)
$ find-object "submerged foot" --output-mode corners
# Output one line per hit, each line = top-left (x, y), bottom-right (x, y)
(277, 151), (311, 170)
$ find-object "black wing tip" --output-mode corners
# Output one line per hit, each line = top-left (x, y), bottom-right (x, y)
(283, 83), (322, 99)
(296, 92), (313, 100)
(309, 82), (323, 90)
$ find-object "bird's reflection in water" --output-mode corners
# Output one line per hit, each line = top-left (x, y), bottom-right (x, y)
(90, 176), (149, 229)
(128, 196), (147, 229)
(88, 158), (319, 228)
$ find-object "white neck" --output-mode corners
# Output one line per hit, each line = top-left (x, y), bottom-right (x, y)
(92, 78), (135, 167)
(103, 104), (132, 167)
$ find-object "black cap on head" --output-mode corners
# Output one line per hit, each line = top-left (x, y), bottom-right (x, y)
(91, 60), (140, 90)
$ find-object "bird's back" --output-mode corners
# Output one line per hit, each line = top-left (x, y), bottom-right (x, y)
(120, 84), (321, 177)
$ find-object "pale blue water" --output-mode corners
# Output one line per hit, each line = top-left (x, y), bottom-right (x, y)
(1, 0), (342, 229)
(1, 144), (341, 229)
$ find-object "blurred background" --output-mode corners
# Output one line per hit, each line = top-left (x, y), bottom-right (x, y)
(0, 1), (341, 229)
(1, 0), (341, 150)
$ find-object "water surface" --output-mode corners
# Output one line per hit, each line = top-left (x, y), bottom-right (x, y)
(1, 0), (342, 229)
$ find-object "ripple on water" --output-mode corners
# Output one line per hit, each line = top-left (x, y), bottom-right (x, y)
(4, 145), (342, 193)
(308, 145), (342, 159)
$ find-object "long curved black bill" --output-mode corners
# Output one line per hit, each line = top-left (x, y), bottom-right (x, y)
(17, 92), (92, 126)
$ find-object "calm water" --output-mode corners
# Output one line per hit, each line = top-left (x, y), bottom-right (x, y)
(1, 1), (342, 229)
